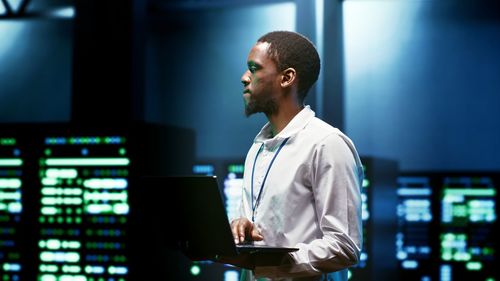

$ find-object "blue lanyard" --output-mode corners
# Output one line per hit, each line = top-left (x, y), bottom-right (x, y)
(251, 137), (290, 222)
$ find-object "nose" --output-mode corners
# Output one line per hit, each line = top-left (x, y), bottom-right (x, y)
(241, 72), (251, 87)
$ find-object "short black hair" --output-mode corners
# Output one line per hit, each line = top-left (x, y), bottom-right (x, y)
(257, 31), (320, 101)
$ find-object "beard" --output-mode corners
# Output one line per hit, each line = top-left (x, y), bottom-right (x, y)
(244, 94), (279, 117)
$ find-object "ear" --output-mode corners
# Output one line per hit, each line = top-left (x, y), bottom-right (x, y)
(280, 68), (297, 89)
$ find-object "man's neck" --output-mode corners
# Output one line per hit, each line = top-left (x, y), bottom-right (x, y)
(266, 104), (304, 136)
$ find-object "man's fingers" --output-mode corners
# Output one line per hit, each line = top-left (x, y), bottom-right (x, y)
(230, 218), (263, 244)
(230, 221), (239, 244)
(251, 227), (264, 241)
(238, 221), (247, 243)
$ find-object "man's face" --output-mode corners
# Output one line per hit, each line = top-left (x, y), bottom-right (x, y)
(241, 42), (281, 117)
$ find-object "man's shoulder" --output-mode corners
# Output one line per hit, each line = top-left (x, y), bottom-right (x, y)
(302, 117), (356, 147)
(304, 117), (338, 137)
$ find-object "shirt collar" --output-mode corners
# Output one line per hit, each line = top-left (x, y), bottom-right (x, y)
(254, 105), (315, 147)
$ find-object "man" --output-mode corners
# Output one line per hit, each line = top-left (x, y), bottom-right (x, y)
(230, 31), (363, 281)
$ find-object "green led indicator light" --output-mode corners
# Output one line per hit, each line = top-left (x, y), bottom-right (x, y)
(45, 158), (130, 166)
(466, 261), (482, 271)
(228, 164), (244, 174)
(362, 179), (370, 188)
(190, 265), (201, 276)
(0, 159), (23, 166)
(444, 188), (496, 197)
(442, 252), (452, 261)
(119, 148), (126, 155)
(0, 138), (16, 146)
(44, 149), (52, 156)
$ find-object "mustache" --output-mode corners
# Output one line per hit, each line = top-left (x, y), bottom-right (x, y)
(243, 89), (251, 94)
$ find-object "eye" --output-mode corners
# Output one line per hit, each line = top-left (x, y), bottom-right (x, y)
(247, 62), (260, 74)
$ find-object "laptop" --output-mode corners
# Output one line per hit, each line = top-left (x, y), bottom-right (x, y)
(140, 176), (298, 260)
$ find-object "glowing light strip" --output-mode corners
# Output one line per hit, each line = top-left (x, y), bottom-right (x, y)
(45, 136), (125, 145)
(85, 265), (105, 274)
(0, 179), (21, 188)
(48, 7), (75, 19)
(108, 266), (128, 275)
(397, 188), (432, 196)
(83, 179), (128, 189)
(86, 203), (129, 215)
(40, 240), (81, 250)
(41, 207), (59, 215)
(45, 158), (130, 166)
(61, 275), (87, 281)
(193, 165), (214, 174)
(2, 263), (21, 271)
(46, 169), (78, 179)
(8, 202), (22, 213)
(40, 251), (80, 263)
(42, 178), (58, 186)
(227, 165), (244, 174)
(404, 199), (430, 207)
(468, 200), (495, 208)
(39, 264), (58, 272)
(444, 189), (495, 197)
(0, 159), (23, 166)
(401, 260), (418, 269)
(41, 197), (83, 205)
(62, 265), (81, 273)
(0, 138), (16, 145)
(466, 262), (482, 271)
(39, 275), (87, 281)
(84, 191), (127, 201)
(0, 191), (21, 200)
(41, 188), (83, 196)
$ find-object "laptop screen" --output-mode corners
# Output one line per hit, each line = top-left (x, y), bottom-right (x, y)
(140, 176), (239, 259)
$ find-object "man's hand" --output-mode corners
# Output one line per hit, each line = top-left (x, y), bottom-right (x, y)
(230, 217), (264, 244)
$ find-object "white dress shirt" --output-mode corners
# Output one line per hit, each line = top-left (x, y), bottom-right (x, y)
(238, 106), (363, 281)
